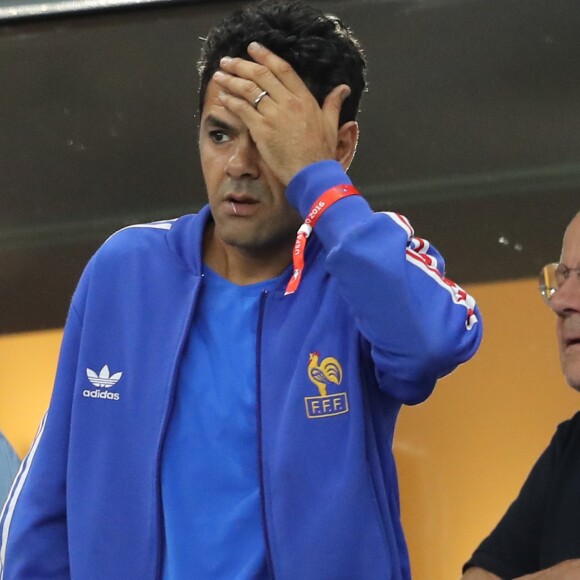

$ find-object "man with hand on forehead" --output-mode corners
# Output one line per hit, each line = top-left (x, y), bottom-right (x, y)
(0, 2), (482, 578)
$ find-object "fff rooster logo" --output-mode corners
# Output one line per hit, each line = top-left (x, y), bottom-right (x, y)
(304, 352), (349, 419)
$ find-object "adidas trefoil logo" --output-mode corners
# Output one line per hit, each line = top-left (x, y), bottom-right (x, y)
(83, 365), (123, 401)
(86, 365), (122, 388)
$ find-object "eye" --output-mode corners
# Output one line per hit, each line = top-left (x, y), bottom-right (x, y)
(555, 264), (570, 287)
(209, 130), (230, 144)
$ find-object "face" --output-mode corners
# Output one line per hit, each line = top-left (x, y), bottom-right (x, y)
(550, 214), (580, 390)
(199, 79), (302, 260)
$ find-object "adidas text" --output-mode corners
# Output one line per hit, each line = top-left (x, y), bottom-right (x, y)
(83, 389), (120, 401)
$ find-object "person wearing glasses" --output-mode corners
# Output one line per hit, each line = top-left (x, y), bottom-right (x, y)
(462, 210), (580, 579)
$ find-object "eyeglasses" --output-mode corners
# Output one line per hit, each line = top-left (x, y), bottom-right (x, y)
(539, 262), (580, 304)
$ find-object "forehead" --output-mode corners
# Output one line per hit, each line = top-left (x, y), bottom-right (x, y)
(561, 214), (580, 263)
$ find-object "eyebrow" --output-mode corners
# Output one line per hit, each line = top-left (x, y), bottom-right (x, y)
(203, 114), (237, 132)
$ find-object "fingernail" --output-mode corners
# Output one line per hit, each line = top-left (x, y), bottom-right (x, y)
(220, 56), (232, 65)
(213, 71), (226, 80)
(248, 41), (262, 52)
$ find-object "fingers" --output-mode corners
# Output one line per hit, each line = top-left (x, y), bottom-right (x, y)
(246, 42), (308, 97)
(215, 59), (280, 109)
(216, 42), (309, 106)
(323, 84), (351, 128)
(214, 43), (352, 130)
(213, 69), (270, 120)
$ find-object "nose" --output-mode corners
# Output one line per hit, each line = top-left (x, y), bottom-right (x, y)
(550, 270), (580, 316)
(226, 135), (260, 180)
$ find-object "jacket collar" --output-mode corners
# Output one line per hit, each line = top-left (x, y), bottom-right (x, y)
(166, 204), (325, 289)
(167, 205), (212, 277)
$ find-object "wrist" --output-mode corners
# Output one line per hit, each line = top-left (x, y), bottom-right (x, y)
(286, 160), (352, 215)
(285, 184), (361, 295)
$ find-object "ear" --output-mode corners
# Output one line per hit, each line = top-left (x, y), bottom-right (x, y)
(335, 121), (359, 172)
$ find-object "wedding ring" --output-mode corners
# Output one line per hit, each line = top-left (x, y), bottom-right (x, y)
(253, 90), (268, 110)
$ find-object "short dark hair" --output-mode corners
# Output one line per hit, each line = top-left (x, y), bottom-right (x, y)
(197, 0), (367, 126)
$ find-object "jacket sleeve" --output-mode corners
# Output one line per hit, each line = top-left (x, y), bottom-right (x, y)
(0, 293), (85, 578)
(286, 160), (482, 404)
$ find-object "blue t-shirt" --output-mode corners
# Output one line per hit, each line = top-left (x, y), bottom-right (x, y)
(162, 268), (280, 579)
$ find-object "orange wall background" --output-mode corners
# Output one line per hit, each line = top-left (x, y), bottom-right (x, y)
(0, 328), (61, 458)
(0, 277), (577, 578)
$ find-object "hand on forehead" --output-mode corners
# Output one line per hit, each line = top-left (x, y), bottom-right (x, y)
(211, 42), (351, 185)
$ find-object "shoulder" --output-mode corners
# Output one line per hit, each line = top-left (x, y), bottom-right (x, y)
(97, 218), (179, 258)
(0, 432), (19, 465)
(553, 411), (580, 449)
(91, 212), (206, 266)
(69, 210), (209, 316)
(72, 215), (198, 306)
(529, 412), (580, 471)
(94, 211), (208, 268)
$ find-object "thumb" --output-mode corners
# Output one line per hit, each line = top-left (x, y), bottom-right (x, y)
(322, 84), (351, 126)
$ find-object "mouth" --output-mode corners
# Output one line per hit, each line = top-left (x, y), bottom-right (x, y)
(562, 326), (580, 348)
(224, 193), (260, 217)
(226, 192), (259, 204)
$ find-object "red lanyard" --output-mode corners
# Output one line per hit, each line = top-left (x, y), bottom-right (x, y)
(285, 184), (360, 295)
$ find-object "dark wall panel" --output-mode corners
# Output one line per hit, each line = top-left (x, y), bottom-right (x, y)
(1, 0), (579, 333)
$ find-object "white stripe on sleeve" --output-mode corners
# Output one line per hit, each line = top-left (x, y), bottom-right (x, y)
(0, 413), (48, 577)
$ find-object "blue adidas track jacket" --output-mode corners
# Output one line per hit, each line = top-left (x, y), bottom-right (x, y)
(0, 161), (482, 579)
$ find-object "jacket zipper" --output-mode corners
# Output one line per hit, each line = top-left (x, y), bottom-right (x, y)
(154, 277), (202, 579)
(257, 290), (276, 579)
